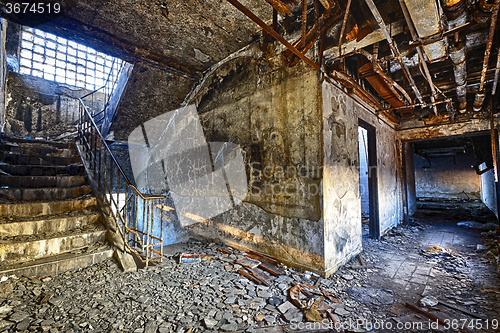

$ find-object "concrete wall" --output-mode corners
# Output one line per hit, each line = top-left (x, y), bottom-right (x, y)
(414, 149), (480, 199)
(190, 56), (326, 274)
(480, 163), (497, 215)
(322, 81), (402, 276)
(4, 71), (104, 138)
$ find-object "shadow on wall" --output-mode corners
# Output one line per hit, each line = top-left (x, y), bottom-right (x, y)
(128, 104), (248, 240)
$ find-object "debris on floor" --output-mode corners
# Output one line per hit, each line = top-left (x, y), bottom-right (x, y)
(0, 217), (498, 332)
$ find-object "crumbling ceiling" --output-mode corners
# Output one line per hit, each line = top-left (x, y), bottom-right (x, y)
(1, 0), (499, 128)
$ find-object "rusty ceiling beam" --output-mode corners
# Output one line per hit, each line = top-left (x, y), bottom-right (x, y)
(284, 8), (342, 66)
(302, 0), (308, 48)
(364, 0), (424, 104)
(376, 98), (452, 113)
(338, 0), (352, 57)
(226, 0), (320, 70)
(226, 0), (399, 126)
(473, 0), (500, 112)
(398, 0), (439, 116)
(264, 0), (292, 14)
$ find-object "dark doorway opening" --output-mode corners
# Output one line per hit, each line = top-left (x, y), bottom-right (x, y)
(359, 120), (380, 239)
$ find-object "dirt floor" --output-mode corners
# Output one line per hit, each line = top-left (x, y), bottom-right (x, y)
(1, 212), (499, 332)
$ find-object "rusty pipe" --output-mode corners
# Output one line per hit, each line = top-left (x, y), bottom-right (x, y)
(364, 0), (424, 104)
(474, 0), (500, 112)
(376, 98), (452, 113)
(493, 48), (500, 95)
(449, 41), (468, 113)
(339, 0), (352, 57)
(399, 0), (438, 115)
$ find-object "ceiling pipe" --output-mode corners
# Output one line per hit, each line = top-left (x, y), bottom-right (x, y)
(364, 0), (424, 105)
(398, 0), (439, 116)
(473, 0), (500, 112)
(493, 48), (500, 95)
(442, 0), (468, 114)
(449, 41), (468, 113)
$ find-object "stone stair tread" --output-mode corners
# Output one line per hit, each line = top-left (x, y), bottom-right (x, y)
(1, 136), (75, 149)
(0, 136), (112, 275)
(0, 185), (92, 202)
(0, 151), (81, 166)
(0, 143), (77, 158)
(0, 243), (113, 277)
(0, 163), (85, 176)
(0, 196), (97, 219)
(0, 175), (88, 188)
(0, 227), (108, 265)
(0, 209), (100, 224)
(0, 224), (106, 243)
(0, 193), (94, 205)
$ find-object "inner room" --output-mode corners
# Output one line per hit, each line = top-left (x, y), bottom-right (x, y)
(0, 0), (500, 332)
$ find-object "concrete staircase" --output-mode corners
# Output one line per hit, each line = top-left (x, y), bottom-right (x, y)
(0, 136), (113, 277)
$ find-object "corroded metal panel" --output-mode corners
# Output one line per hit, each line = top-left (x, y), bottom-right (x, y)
(403, 0), (442, 38)
(423, 40), (448, 62)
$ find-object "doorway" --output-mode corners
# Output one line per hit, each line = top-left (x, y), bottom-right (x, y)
(358, 120), (380, 239)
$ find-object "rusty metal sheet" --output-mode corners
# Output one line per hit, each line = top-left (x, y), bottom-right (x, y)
(402, 0), (442, 38)
(423, 40), (448, 63)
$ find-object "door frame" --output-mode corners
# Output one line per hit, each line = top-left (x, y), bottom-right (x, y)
(359, 119), (380, 239)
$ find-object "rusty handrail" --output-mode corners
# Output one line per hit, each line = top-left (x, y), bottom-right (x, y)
(77, 93), (166, 267)
(78, 100), (166, 201)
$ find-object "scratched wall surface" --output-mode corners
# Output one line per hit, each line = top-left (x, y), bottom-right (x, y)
(322, 81), (403, 276)
(188, 55), (326, 274)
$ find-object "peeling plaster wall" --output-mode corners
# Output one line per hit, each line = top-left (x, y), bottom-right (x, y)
(4, 71), (103, 138)
(414, 149), (480, 199)
(322, 81), (402, 276)
(109, 61), (195, 141)
(186, 56), (326, 274)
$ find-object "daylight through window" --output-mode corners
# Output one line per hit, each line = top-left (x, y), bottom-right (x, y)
(19, 26), (123, 90)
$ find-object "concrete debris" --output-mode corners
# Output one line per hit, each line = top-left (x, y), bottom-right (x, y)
(419, 295), (438, 307)
(457, 221), (497, 230)
(0, 219), (497, 332)
(114, 250), (137, 273)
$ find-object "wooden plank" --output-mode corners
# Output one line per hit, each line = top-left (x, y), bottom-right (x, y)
(438, 301), (487, 320)
(237, 269), (261, 284)
(219, 248), (232, 255)
(247, 267), (271, 286)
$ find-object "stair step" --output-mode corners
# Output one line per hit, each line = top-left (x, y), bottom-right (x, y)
(0, 175), (87, 188)
(0, 212), (101, 237)
(1, 136), (75, 149)
(0, 163), (84, 176)
(0, 151), (81, 166)
(0, 245), (113, 277)
(0, 197), (97, 218)
(0, 185), (92, 202)
(0, 142), (77, 158)
(0, 227), (108, 265)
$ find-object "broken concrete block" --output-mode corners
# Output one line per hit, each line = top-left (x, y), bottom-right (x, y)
(114, 250), (137, 273)
(107, 230), (125, 252)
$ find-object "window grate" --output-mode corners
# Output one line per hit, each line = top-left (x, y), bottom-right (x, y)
(19, 26), (123, 90)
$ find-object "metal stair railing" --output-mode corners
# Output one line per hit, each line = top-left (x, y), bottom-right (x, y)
(76, 64), (165, 268)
